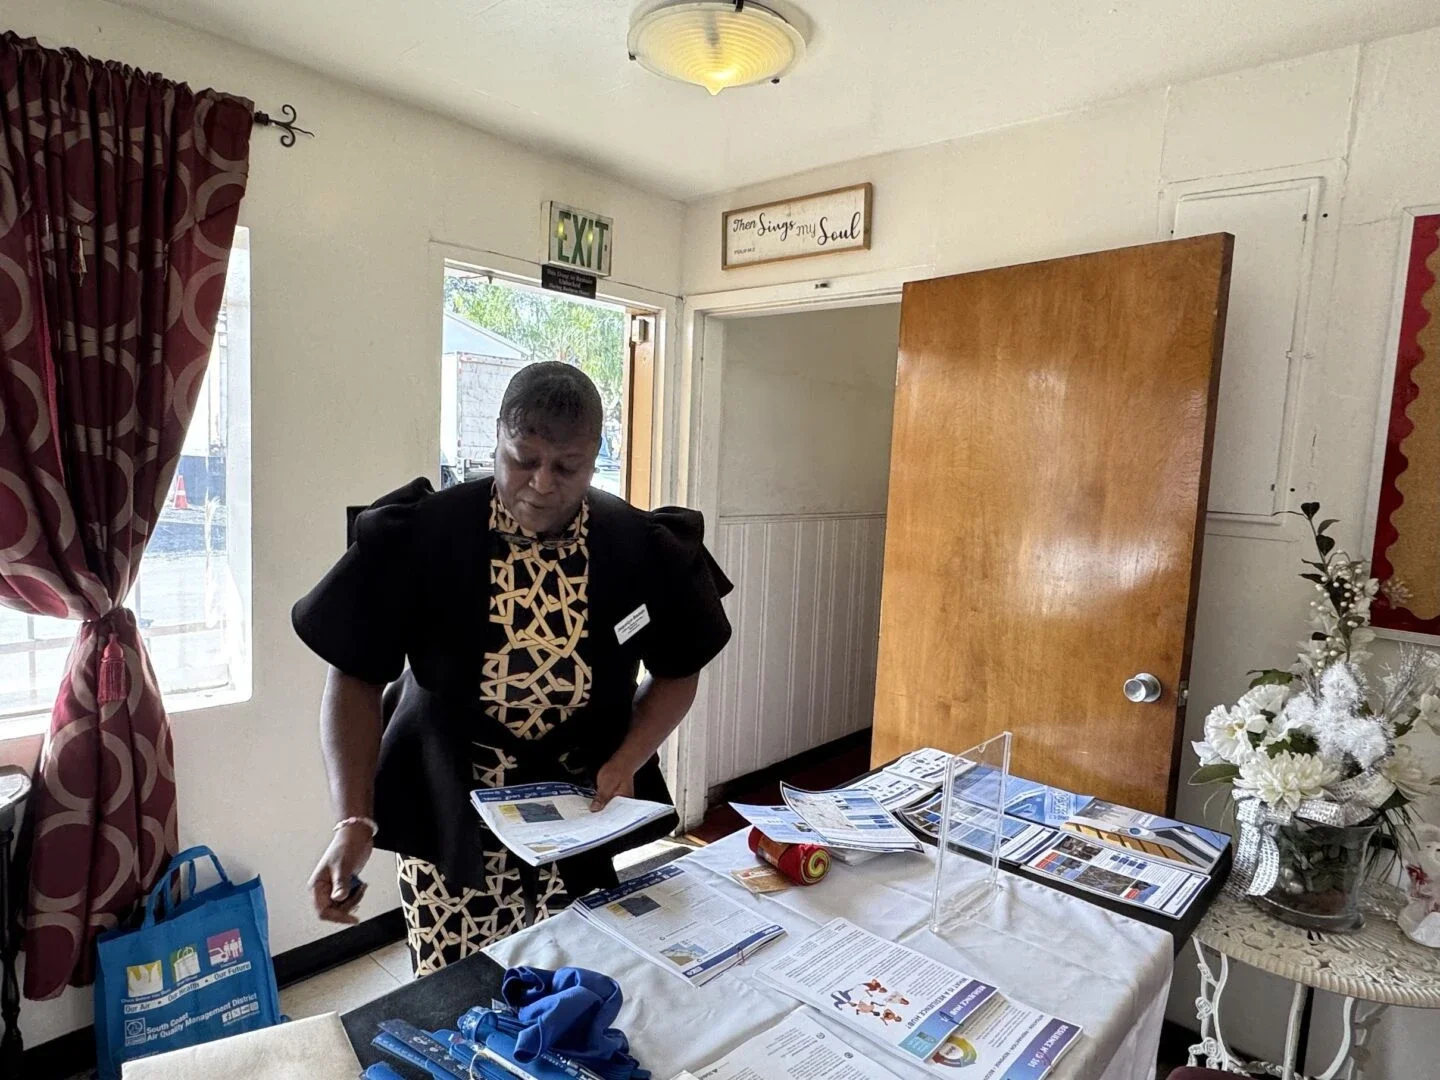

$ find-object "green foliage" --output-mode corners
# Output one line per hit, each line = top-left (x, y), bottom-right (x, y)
(1266, 730), (1319, 758)
(1248, 669), (1295, 689)
(445, 276), (626, 428)
(1189, 763), (1240, 786)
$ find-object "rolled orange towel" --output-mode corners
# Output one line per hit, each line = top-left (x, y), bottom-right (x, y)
(747, 828), (830, 885)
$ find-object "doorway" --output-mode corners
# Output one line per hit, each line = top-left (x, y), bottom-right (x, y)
(440, 264), (656, 503)
(701, 301), (902, 797)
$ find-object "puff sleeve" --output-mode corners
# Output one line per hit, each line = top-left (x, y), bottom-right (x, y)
(640, 506), (734, 679)
(291, 478), (433, 686)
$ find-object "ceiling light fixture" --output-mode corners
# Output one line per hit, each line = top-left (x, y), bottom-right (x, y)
(628, 1), (806, 96)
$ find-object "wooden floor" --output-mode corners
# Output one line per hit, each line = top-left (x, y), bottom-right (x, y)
(686, 735), (874, 845)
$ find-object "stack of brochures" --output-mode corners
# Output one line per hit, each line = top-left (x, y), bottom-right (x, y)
(731, 782), (924, 855)
(471, 782), (673, 867)
(747, 918), (1080, 1079)
(574, 863), (786, 986)
(853, 746), (958, 805)
(898, 759), (1228, 919)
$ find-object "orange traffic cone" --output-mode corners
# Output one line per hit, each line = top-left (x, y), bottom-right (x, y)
(173, 475), (189, 510)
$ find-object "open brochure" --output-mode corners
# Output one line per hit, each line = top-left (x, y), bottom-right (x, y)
(680, 1001), (1078, 1080)
(757, 918), (999, 1066)
(1061, 799), (1228, 873)
(927, 995), (1082, 1080)
(1024, 833), (1208, 918)
(729, 803), (825, 846)
(575, 863), (785, 986)
(900, 792), (1055, 863)
(470, 782), (672, 867)
(948, 765), (1090, 829)
(686, 1013), (897, 1080)
(941, 759), (1230, 875)
(779, 784), (924, 852)
(731, 791), (922, 854)
(849, 768), (940, 811)
(885, 747), (960, 785)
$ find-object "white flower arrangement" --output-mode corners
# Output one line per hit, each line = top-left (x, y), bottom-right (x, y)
(1191, 504), (1440, 857)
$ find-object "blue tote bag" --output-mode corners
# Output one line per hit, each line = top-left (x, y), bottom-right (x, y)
(94, 846), (282, 1079)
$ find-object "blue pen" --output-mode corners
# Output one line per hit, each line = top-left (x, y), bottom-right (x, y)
(374, 1021), (471, 1079)
(457, 1010), (611, 1080)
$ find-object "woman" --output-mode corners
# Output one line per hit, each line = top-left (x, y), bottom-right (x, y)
(293, 363), (732, 974)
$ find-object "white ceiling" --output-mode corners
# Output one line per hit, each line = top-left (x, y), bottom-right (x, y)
(119, 0), (1440, 200)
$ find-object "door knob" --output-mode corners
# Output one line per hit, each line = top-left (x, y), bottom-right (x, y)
(1123, 673), (1163, 703)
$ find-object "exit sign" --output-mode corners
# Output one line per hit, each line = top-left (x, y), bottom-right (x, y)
(545, 202), (613, 278)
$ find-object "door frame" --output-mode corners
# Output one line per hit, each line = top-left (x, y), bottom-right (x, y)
(428, 241), (680, 510)
(668, 262), (932, 828)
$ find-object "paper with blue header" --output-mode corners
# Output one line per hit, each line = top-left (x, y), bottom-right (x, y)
(471, 782), (672, 867)
(575, 864), (786, 986)
(757, 920), (1081, 1078)
(757, 919), (999, 1065)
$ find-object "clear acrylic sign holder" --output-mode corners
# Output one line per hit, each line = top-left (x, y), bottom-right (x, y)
(929, 730), (1012, 935)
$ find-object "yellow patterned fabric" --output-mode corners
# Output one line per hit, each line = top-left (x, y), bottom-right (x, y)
(481, 489), (592, 739)
(397, 853), (568, 976)
(398, 489), (594, 974)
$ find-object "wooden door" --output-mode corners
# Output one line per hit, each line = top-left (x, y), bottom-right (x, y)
(871, 235), (1233, 813)
(623, 311), (655, 509)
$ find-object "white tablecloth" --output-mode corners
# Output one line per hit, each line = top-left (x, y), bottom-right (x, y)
(485, 832), (1173, 1080)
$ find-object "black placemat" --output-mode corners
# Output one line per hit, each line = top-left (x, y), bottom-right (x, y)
(342, 951), (505, 1071)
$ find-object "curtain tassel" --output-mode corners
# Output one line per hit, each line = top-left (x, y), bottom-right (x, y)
(99, 633), (127, 703)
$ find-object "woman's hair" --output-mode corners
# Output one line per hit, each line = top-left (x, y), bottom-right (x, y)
(498, 361), (604, 445)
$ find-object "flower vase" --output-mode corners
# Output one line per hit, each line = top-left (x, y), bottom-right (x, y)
(1243, 817), (1377, 932)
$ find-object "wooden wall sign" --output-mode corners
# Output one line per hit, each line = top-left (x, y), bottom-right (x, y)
(722, 183), (872, 270)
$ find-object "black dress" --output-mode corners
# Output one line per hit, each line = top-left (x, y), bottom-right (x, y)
(292, 477), (732, 973)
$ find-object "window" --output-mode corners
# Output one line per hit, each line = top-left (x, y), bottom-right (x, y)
(441, 267), (630, 495)
(0, 230), (252, 726)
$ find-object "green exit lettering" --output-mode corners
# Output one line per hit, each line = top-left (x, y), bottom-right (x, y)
(553, 209), (610, 273)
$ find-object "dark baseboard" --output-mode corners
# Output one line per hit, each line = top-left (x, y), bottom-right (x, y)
(21, 907), (406, 1079)
(1159, 1018), (1263, 1073)
(19, 1023), (93, 1080)
(1159, 1019), (1199, 1071)
(708, 727), (873, 805)
(273, 907), (406, 988)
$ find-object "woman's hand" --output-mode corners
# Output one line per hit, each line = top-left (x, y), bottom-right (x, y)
(591, 756), (637, 811)
(308, 825), (373, 924)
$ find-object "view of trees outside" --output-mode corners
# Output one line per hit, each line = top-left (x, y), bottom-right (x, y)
(444, 272), (627, 451)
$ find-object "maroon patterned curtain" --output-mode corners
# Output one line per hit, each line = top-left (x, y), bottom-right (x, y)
(0, 33), (253, 998)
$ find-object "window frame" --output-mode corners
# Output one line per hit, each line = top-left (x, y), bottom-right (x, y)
(0, 228), (253, 740)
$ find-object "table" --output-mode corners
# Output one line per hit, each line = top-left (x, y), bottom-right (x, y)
(349, 829), (1179, 1080)
(1187, 883), (1440, 1079)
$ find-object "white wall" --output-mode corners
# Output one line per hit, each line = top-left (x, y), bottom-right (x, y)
(683, 33), (1440, 1076)
(4, 0), (683, 1047)
(718, 306), (900, 517)
(705, 306), (899, 786)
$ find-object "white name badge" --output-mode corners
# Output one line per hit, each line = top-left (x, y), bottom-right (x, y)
(615, 604), (651, 645)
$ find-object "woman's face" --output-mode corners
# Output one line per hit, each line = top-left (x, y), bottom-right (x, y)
(493, 423), (598, 535)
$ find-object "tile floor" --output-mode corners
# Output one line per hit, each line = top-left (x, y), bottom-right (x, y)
(279, 940), (413, 1022)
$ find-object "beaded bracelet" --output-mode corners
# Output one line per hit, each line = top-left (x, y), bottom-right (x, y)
(333, 815), (379, 838)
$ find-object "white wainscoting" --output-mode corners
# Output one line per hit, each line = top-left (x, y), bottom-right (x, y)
(705, 512), (887, 790)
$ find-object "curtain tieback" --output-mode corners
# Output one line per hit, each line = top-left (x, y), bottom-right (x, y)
(87, 612), (130, 704)
(99, 634), (126, 704)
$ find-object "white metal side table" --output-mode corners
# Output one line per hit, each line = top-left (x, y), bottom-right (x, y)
(1188, 883), (1440, 1079)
